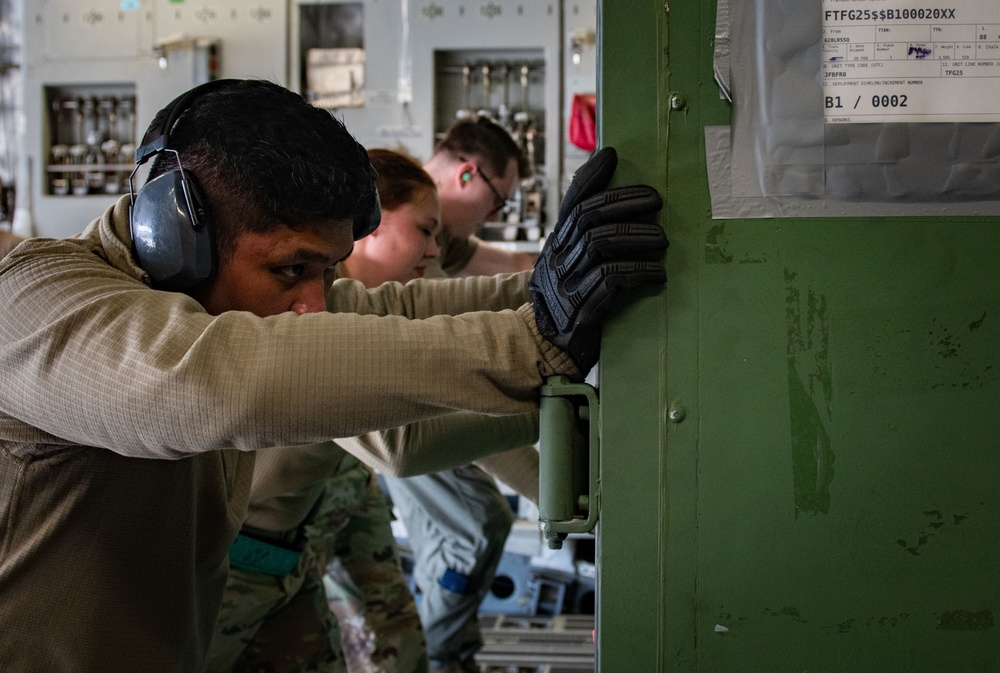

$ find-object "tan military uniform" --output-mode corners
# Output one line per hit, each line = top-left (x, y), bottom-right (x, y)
(424, 229), (480, 278)
(209, 417), (539, 673)
(0, 195), (576, 672)
(207, 259), (542, 673)
(209, 453), (420, 673)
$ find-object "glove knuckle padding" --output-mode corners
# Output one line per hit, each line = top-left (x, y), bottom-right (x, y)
(557, 189), (660, 257)
(605, 261), (667, 291)
(556, 147), (619, 224)
(576, 185), (664, 227)
(583, 223), (667, 264)
(534, 263), (573, 333)
(529, 147), (669, 372)
(577, 267), (619, 317)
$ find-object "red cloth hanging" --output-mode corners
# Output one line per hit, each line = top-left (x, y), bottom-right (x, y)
(569, 93), (597, 152)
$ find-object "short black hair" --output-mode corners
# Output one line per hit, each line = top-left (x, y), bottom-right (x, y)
(147, 79), (377, 259)
(433, 115), (531, 180)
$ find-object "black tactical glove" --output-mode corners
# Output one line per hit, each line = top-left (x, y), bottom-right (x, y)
(529, 147), (667, 373)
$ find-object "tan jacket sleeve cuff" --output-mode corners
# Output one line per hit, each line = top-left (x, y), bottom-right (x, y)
(516, 303), (582, 379)
(474, 445), (539, 505)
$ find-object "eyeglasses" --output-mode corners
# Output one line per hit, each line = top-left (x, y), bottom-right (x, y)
(475, 165), (508, 215)
(460, 157), (509, 216)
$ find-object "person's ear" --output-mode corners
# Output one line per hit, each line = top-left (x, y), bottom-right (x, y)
(457, 161), (476, 188)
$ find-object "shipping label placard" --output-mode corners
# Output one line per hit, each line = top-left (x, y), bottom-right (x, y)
(822, 0), (1000, 123)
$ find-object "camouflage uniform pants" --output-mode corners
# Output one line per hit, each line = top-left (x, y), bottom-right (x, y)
(207, 455), (427, 673)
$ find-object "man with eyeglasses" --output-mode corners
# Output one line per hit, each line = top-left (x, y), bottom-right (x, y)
(421, 115), (537, 278)
(377, 116), (538, 673)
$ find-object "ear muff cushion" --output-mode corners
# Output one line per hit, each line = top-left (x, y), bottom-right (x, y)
(131, 170), (215, 290)
(353, 188), (382, 240)
(129, 80), (239, 290)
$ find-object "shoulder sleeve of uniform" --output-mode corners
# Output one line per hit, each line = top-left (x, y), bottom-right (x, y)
(441, 234), (480, 276)
(337, 410), (538, 477)
(327, 271), (529, 317)
(0, 247), (574, 459)
(474, 445), (540, 505)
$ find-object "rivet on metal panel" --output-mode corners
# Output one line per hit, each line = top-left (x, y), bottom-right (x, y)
(669, 93), (687, 111)
(667, 402), (686, 423)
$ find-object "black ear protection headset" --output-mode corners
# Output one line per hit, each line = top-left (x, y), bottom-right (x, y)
(129, 78), (382, 291)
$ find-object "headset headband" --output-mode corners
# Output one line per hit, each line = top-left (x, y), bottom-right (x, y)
(134, 78), (242, 166)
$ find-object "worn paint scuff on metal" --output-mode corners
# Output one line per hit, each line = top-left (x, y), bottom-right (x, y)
(705, 223), (733, 264)
(785, 268), (834, 515)
(895, 509), (968, 556)
(930, 320), (962, 359)
(928, 313), (994, 389)
(821, 613), (911, 633)
(763, 606), (807, 623)
(859, 312), (995, 394)
(936, 609), (994, 631)
(704, 223), (767, 264)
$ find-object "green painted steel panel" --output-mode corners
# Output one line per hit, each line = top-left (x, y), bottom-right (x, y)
(596, 1), (1000, 671)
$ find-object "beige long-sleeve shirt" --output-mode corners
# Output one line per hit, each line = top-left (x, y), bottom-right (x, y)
(245, 266), (541, 532)
(246, 413), (541, 532)
(0, 196), (574, 672)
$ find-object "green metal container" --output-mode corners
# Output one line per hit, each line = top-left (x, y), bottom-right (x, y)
(586, 1), (1000, 670)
